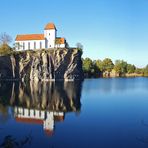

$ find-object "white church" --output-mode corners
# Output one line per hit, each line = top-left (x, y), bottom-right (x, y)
(15, 23), (67, 50)
(14, 106), (64, 136)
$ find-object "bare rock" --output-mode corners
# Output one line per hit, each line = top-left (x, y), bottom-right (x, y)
(0, 48), (84, 81)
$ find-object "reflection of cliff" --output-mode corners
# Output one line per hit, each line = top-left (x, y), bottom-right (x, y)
(10, 81), (82, 112)
(0, 81), (82, 135)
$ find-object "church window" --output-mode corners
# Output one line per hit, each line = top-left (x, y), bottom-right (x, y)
(23, 42), (25, 50)
(34, 42), (36, 49)
(40, 42), (42, 49)
(45, 39), (48, 48)
(17, 42), (20, 50)
(28, 42), (30, 49)
(28, 109), (30, 116)
(34, 110), (36, 116)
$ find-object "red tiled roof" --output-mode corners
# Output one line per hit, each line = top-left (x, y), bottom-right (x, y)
(15, 117), (43, 124)
(44, 23), (56, 30)
(15, 34), (44, 41)
(55, 37), (65, 44)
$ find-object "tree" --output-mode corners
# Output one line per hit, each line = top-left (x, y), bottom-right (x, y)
(0, 32), (12, 45)
(127, 64), (136, 74)
(143, 65), (148, 76)
(76, 42), (83, 54)
(83, 58), (93, 73)
(0, 44), (12, 55)
(114, 60), (127, 75)
(102, 58), (114, 72)
(65, 42), (69, 48)
(82, 58), (96, 77)
(95, 59), (103, 72)
(76, 42), (83, 50)
(135, 68), (143, 75)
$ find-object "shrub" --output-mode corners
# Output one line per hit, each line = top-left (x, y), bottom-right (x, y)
(0, 44), (13, 55)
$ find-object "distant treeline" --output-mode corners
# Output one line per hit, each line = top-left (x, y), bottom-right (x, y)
(82, 58), (148, 78)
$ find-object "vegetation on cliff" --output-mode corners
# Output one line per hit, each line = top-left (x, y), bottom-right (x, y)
(0, 33), (13, 55)
(0, 44), (13, 55)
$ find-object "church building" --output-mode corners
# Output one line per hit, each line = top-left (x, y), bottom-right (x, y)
(15, 23), (67, 50)
(14, 106), (64, 136)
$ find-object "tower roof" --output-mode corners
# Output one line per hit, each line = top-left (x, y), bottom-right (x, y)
(44, 23), (56, 30)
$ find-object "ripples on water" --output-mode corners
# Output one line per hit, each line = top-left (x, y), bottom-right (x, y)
(0, 78), (148, 148)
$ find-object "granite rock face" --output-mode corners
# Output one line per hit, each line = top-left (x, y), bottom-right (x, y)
(0, 48), (84, 81)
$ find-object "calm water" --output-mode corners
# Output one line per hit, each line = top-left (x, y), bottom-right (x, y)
(0, 78), (148, 148)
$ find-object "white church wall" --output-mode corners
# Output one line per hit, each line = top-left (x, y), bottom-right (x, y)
(44, 29), (56, 48)
(55, 44), (65, 48)
(15, 40), (45, 51)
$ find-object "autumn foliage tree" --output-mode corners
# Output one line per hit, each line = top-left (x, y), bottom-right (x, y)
(0, 32), (12, 45)
(0, 32), (13, 55)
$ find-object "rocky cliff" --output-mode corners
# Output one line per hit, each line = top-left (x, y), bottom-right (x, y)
(0, 48), (83, 81)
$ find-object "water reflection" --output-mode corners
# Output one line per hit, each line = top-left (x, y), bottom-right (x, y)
(0, 81), (82, 136)
(83, 78), (148, 94)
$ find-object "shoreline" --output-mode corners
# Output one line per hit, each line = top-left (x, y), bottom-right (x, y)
(0, 78), (83, 82)
(0, 76), (147, 82)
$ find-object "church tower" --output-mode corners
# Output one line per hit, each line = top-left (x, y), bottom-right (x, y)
(44, 23), (57, 48)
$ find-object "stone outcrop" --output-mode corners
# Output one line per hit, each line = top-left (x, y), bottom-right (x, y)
(0, 48), (83, 81)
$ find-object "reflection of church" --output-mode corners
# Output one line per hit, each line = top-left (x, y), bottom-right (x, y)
(14, 107), (64, 136)
(0, 81), (82, 136)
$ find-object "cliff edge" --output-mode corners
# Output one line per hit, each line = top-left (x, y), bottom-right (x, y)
(0, 48), (84, 81)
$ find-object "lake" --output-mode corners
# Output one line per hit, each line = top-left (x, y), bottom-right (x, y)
(0, 78), (148, 148)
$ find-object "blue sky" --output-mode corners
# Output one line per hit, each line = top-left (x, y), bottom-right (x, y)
(0, 0), (148, 67)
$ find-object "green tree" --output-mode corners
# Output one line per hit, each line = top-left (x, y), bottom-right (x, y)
(95, 59), (103, 72)
(83, 58), (97, 77)
(102, 58), (114, 72)
(143, 65), (148, 76)
(135, 68), (143, 75)
(83, 58), (93, 73)
(92, 60), (102, 77)
(114, 60), (127, 75)
(127, 64), (136, 74)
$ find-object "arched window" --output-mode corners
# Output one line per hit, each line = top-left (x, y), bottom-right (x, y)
(45, 39), (48, 48)
(28, 42), (30, 50)
(17, 42), (20, 50)
(23, 42), (25, 50)
(34, 42), (36, 49)
(40, 41), (42, 49)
